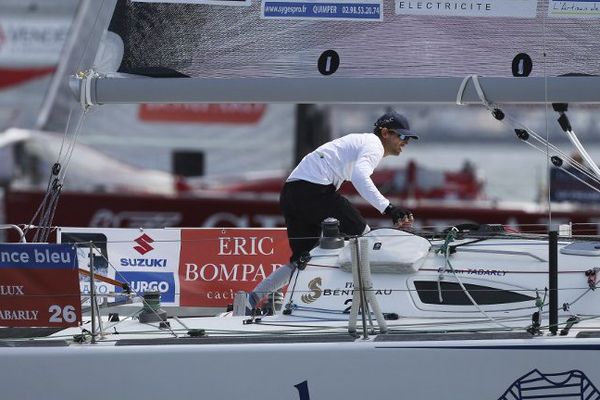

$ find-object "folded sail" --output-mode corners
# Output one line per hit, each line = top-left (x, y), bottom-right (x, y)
(41, 0), (600, 113)
(105, 0), (600, 79)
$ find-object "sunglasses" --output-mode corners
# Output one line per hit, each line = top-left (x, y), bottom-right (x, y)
(388, 130), (411, 141)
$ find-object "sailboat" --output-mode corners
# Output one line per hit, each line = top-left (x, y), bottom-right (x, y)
(3, 0), (600, 399)
(0, 1), (76, 130)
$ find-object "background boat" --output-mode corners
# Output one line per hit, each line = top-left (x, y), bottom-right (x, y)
(1, 0), (600, 239)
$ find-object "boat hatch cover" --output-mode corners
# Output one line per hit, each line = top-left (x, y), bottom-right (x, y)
(561, 242), (600, 256)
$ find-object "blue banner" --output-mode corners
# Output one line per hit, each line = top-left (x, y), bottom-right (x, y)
(116, 271), (176, 302)
(0, 243), (81, 327)
(0, 244), (77, 269)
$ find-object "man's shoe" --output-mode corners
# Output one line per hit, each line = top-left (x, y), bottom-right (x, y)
(232, 291), (258, 316)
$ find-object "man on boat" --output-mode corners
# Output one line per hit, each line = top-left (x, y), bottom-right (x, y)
(247, 110), (418, 311)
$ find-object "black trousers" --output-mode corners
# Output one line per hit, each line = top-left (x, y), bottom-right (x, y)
(280, 180), (367, 262)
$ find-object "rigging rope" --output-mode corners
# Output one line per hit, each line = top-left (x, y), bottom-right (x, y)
(83, 241), (180, 338)
(22, 74), (91, 242)
(18, 0), (109, 242)
(436, 227), (512, 330)
(456, 74), (600, 224)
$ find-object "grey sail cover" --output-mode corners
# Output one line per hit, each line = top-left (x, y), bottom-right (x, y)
(105, 0), (600, 79)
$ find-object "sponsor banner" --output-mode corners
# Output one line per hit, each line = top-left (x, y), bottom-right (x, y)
(89, 209), (183, 229)
(0, 244), (80, 327)
(179, 228), (291, 307)
(59, 228), (181, 305)
(115, 271), (176, 303)
(262, 0), (383, 20)
(548, 0), (600, 17)
(138, 103), (267, 124)
(394, 0), (538, 17)
(62, 231), (113, 306)
(132, 0), (251, 5)
(0, 17), (70, 66)
(0, 66), (55, 89)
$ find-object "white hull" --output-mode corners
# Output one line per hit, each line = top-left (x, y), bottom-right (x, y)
(2, 332), (600, 399)
(3, 228), (600, 399)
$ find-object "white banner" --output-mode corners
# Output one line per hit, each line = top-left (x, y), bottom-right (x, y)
(394, 0), (538, 17)
(548, 0), (600, 17)
(58, 227), (181, 306)
(57, 227), (290, 309)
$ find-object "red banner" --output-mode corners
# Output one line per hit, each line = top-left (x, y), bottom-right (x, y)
(138, 104), (266, 124)
(178, 229), (291, 307)
(0, 244), (81, 327)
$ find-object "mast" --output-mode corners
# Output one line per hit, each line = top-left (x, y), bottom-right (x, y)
(295, 105), (330, 164)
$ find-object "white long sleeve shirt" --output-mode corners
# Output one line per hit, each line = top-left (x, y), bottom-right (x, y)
(287, 133), (390, 213)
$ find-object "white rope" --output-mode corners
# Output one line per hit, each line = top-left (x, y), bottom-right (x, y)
(500, 113), (600, 190)
(470, 75), (494, 109)
(456, 75), (471, 105)
(456, 75), (495, 109)
(457, 75), (600, 196)
(443, 251), (511, 329)
(563, 128), (600, 179)
(439, 228), (511, 330)
(515, 132), (600, 189)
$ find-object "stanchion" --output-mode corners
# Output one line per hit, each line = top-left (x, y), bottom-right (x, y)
(88, 243), (97, 344)
(549, 230), (558, 335)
